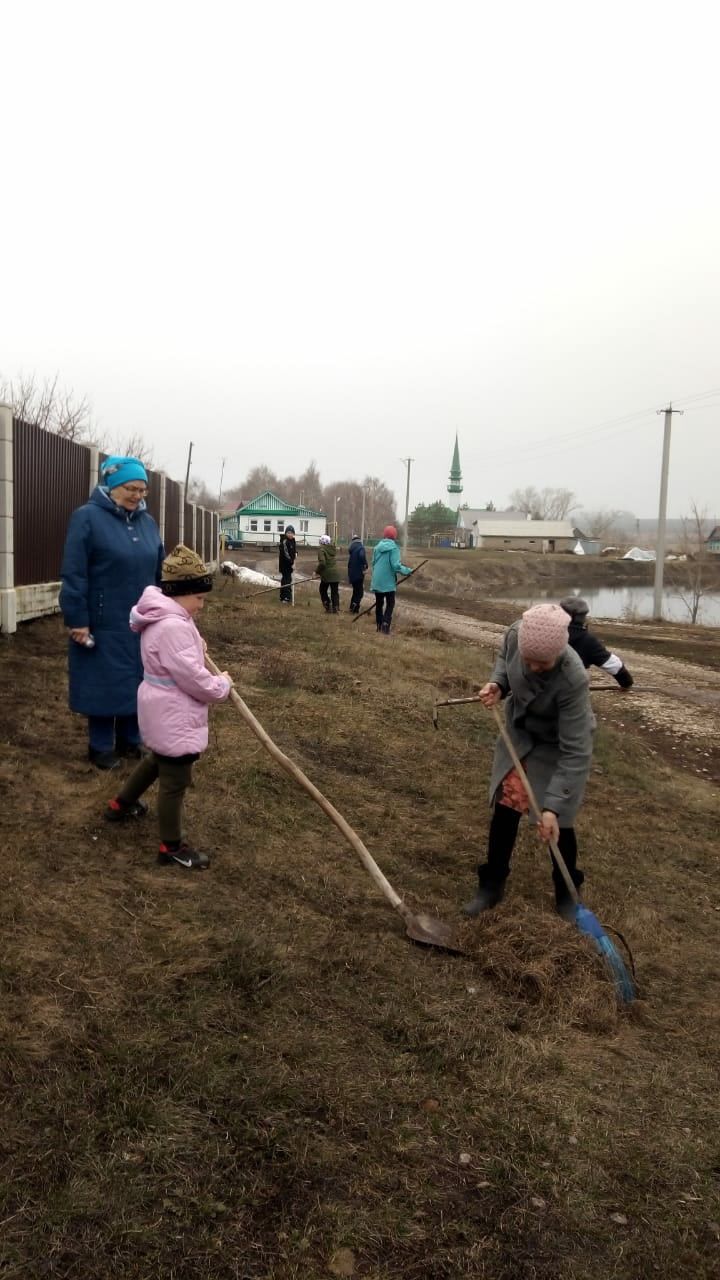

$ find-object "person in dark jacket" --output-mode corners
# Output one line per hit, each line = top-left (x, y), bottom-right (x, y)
(278, 525), (297, 603)
(559, 597), (634, 688)
(60, 456), (164, 770)
(315, 535), (341, 613)
(463, 604), (595, 921)
(347, 533), (368, 613)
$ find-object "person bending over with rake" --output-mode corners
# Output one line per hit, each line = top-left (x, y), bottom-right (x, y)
(463, 603), (595, 921)
(103, 545), (232, 870)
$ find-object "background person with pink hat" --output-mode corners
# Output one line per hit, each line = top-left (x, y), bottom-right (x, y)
(463, 603), (595, 920)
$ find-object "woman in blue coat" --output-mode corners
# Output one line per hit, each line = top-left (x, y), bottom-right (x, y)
(60, 456), (164, 769)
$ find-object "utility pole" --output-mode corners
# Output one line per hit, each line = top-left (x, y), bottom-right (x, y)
(184, 442), (193, 497)
(218, 457), (226, 509)
(333, 495), (340, 542)
(401, 458), (414, 558)
(652, 404), (683, 619)
(360, 487), (367, 542)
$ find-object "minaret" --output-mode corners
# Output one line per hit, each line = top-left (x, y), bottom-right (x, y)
(447, 433), (463, 495)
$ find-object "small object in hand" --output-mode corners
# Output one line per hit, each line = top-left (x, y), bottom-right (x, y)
(83, 633), (96, 648)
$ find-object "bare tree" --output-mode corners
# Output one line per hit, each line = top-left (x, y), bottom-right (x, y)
(1, 371), (95, 442)
(674, 502), (713, 624)
(576, 508), (625, 542)
(508, 485), (578, 520)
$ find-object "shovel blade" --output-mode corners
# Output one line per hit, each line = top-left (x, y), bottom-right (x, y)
(405, 911), (465, 954)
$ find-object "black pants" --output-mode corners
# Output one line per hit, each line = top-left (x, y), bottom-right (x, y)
(349, 579), (364, 611)
(319, 581), (340, 612)
(279, 569), (293, 603)
(477, 802), (584, 902)
(374, 590), (396, 632)
(118, 751), (198, 844)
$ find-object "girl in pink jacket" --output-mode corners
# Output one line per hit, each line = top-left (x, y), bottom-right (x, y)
(104, 545), (231, 870)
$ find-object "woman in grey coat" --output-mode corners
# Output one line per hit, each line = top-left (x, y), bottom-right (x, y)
(463, 603), (595, 919)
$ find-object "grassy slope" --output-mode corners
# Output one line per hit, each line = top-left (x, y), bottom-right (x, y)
(1, 589), (719, 1279)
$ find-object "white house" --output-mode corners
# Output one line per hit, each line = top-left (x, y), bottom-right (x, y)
(220, 490), (327, 547)
(456, 509), (593, 553)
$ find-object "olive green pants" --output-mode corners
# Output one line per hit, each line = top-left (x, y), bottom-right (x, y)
(118, 752), (196, 844)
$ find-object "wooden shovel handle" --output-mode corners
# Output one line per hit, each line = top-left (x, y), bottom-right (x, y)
(206, 654), (406, 914)
(490, 702), (579, 903)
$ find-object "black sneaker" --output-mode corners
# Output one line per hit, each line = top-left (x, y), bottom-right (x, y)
(116, 741), (143, 760)
(462, 885), (505, 917)
(158, 842), (210, 870)
(89, 747), (120, 771)
(104, 797), (148, 822)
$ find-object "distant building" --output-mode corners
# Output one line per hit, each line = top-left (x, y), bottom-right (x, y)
(456, 509), (597, 553)
(706, 525), (720, 555)
(220, 490), (327, 546)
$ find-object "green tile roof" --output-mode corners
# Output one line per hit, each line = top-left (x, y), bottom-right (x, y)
(236, 490), (325, 517)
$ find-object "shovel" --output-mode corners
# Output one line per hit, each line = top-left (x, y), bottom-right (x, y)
(207, 655), (463, 954)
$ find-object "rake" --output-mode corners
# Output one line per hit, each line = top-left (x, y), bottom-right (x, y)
(352, 559), (429, 622)
(490, 702), (636, 1002)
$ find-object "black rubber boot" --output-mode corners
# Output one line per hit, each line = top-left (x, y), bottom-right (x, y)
(462, 884), (505, 917)
(89, 747), (120, 771)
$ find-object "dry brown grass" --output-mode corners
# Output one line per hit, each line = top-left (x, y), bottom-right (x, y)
(1, 591), (720, 1278)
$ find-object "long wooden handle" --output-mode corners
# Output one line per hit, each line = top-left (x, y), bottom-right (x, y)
(249, 575), (315, 599)
(490, 702), (579, 902)
(207, 654), (406, 915)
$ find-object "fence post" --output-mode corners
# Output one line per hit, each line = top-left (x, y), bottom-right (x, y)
(0, 403), (17, 634)
(88, 446), (99, 495)
(159, 473), (166, 543)
(178, 484), (185, 545)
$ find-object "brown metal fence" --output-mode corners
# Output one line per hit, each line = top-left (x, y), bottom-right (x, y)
(183, 501), (195, 551)
(145, 469), (162, 526)
(5, 418), (219, 631)
(165, 480), (181, 549)
(13, 418), (90, 587)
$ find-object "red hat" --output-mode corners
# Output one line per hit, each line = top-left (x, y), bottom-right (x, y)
(383, 525), (398, 540)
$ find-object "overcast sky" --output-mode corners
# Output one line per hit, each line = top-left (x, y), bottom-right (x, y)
(3, 0), (718, 518)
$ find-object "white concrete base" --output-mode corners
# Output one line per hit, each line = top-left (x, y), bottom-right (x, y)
(0, 587), (17, 633)
(16, 581), (61, 625)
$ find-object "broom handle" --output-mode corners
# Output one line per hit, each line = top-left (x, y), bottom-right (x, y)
(206, 654), (406, 913)
(490, 702), (579, 903)
(352, 558), (429, 622)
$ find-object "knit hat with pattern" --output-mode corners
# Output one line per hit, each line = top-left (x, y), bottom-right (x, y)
(161, 544), (213, 596)
(518, 603), (569, 663)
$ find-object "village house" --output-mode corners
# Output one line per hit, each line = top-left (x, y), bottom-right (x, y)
(706, 525), (720, 555)
(220, 490), (327, 547)
(455, 509), (599, 554)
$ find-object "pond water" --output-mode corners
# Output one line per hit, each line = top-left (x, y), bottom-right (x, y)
(493, 585), (720, 627)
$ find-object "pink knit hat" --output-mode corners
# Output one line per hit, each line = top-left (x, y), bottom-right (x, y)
(518, 603), (569, 663)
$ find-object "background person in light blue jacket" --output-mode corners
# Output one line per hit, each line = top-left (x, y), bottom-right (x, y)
(370, 525), (412, 634)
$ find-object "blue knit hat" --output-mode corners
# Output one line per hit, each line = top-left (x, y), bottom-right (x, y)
(100, 456), (148, 490)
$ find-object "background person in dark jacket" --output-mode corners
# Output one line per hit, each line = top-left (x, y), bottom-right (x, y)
(60, 456), (164, 770)
(278, 525), (297, 603)
(347, 533), (368, 613)
(315, 535), (341, 613)
(559, 597), (634, 688)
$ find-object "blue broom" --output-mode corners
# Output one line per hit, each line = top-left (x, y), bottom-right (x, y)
(491, 705), (636, 1003)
